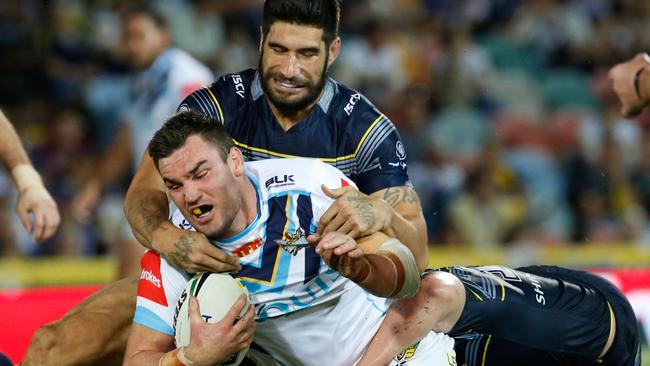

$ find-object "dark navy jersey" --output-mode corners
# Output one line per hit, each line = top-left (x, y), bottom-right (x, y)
(438, 265), (614, 362)
(177, 69), (411, 194)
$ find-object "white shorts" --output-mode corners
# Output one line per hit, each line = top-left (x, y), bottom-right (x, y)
(250, 283), (455, 366)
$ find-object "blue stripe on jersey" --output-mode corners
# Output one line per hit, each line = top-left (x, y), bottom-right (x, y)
(218, 175), (262, 244)
(239, 195), (287, 290)
(133, 306), (174, 336)
(297, 194), (321, 284)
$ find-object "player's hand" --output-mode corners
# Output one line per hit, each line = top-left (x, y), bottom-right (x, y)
(16, 183), (60, 242)
(609, 53), (650, 117)
(153, 225), (241, 273)
(313, 231), (364, 278)
(71, 180), (102, 223)
(315, 185), (392, 239)
(184, 295), (255, 366)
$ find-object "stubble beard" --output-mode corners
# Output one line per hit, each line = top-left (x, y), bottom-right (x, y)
(259, 49), (329, 117)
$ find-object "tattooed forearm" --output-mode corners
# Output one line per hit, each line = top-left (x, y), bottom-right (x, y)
(347, 193), (376, 228)
(382, 187), (420, 208)
(165, 234), (195, 268)
(125, 191), (168, 247)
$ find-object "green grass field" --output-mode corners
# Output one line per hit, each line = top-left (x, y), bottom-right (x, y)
(643, 346), (648, 366)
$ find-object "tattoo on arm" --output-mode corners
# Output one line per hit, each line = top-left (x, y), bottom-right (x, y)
(165, 234), (195, 268)
(347, 193), (376, 227)
(382, 187), (420, 208)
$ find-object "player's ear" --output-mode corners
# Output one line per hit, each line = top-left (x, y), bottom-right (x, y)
(227, 147), (245, 177)
(327, 37), (341, 67)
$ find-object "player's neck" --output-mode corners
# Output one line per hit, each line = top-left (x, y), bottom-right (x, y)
(221, 177), (259, 238)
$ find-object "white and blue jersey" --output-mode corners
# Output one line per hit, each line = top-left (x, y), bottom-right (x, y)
(134, 158), (455, 365)
(134, 157), (356, 331)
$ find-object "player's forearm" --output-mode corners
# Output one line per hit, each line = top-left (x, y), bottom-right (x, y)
(349, 239), (420, 299)
(124, 186), (170, 250)
(386, 212), (429, 272)
(378, 187), (429, 271)
(0, 110), (31, 171)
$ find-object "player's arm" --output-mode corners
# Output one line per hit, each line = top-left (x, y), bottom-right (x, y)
(357, 271), (465, 366)
(314, 230), (420, 298)
(609, 52), (650, 117)
(124, 152), (240, 273)
(124, 296), (255, 366)
(318, 184), (429, 272)
(0, 109), (60, 241)
(71, 122), (133, 222)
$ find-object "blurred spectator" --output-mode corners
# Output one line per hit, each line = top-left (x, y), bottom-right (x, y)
(70, 4), (213, 277)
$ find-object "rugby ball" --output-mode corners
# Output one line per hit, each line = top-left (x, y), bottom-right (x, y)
(173, 272), (251, 366)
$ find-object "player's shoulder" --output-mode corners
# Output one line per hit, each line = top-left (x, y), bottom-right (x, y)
(177, 68), (256, 119)
(327, 79), (389, 131)
(166, 48), (213, 80)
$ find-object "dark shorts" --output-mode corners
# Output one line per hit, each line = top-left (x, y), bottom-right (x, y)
(520, 265), (641, 366)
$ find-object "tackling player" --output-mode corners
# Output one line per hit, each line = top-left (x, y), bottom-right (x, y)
(124, 111), (455, 365)
(358, 265), (641, 366)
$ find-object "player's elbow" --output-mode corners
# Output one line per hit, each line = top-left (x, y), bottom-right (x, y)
(419, 272), (465, 333)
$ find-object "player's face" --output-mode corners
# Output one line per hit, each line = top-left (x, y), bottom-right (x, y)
(260, 22), (340, 115)
(123, 15), (169, 69)
(158, 135), (243, 238)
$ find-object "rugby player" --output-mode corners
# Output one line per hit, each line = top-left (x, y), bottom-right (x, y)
(70, 4), (213, 277)
(24, 1), (432, 364)
(123, 110), (454, 366)
(358, 265), (641, 366)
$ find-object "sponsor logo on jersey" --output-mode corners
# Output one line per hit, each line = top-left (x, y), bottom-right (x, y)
(232, 237), (263, 258)
(138, 251), (168, 306)
(344, 93), (361, 115)
(265, 174), (295, 189)
(388, 141), (407, 169)
(231, 74), (246, 98)
(275, 227), (309, 255)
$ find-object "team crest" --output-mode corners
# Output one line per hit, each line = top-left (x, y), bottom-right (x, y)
(274, 227), (309, 255)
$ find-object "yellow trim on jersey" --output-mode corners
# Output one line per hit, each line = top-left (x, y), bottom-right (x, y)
(468, 288), (483, 301)
(231, 114), (387, 162)
(204, 87), (225, 124)
(596, 301), (616, 362)
(497, 278), (506, 302)
(481, 335), (492, 366)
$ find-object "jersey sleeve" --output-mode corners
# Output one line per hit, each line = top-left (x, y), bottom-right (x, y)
(176, 82), (225, 123)
(354, 115), (412, 194)
(133, 250), (188, 336)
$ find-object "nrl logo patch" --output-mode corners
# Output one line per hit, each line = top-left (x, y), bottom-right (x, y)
(274, 227), (309, 255)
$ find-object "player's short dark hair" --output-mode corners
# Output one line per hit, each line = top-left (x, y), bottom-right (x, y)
(148, 111), (233, 168)
(262, 0), (340, 45)
(123, 3), (168, 29)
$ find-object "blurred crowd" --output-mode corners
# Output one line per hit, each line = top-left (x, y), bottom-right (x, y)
(1, 0), (650, 258)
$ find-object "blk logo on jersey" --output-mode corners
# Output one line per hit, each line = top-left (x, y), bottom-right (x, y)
(265, 174), (295, 189)
(138, 251), (168, 306)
